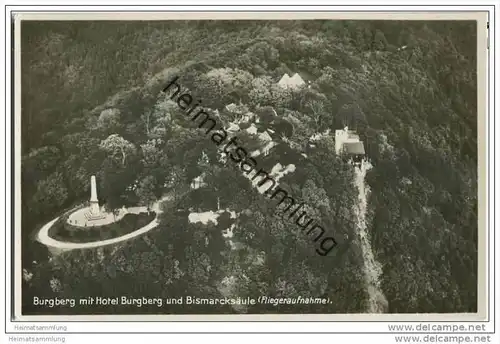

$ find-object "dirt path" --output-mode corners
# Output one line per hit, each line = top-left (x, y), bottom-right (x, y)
(353, 160), (389, 313)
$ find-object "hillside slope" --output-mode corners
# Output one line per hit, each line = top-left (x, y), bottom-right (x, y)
(21, 20), (477, 314)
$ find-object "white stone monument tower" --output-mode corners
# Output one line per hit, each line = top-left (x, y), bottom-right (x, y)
(89, 175), (100, 215)
(84, 175), (106, 221)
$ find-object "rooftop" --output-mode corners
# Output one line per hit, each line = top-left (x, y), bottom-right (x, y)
(344, 141), (365, 155)
(296, 71), (315, 82)
(278, 72), (308, 88)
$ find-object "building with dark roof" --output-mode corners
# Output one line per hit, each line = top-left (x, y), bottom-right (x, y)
(344, 141), (365, 155)
(335, 127), (366, 165)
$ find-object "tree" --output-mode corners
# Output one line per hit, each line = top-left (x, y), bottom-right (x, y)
(165, 165), (188, 202)
(373, 29), (388, 51)
(272, 117), (294, 138)
(140, 139), (163, 169)
(22, 146), (61, 182)
(99, 158), (136, 214)
(255, 105), (277, 124)
(304, 99), (325, 131)
(99, 134), (136, 167)
(269, 83), (293, 110)
(143, 96), (177, 138)
(245, 41), (280, 69)
(31, 172), (69, 215)
(97, 108), (121, 133)
(248, 76), (273, 107)
(136, 176), (158, 212)
(140, 111), (153, 136)
(195, 68), (254, 107)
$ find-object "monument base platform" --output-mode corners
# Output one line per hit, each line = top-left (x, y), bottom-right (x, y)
(84, 211), (107, 221)
(67, 207), (126, 227)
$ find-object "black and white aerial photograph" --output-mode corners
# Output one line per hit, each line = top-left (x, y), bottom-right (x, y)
(18, 17), (480, 316)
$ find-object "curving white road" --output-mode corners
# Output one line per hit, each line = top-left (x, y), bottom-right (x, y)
(36, 195), (171, 251)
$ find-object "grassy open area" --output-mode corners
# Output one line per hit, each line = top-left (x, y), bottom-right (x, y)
(47, 212), (156, 243)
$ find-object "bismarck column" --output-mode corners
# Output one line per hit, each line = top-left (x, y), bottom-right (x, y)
(90, 175), (100, 215)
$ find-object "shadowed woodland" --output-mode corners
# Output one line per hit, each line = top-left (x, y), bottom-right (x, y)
(20, 20), (477, 314)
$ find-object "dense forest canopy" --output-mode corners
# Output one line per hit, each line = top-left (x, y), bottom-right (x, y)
(21, 20), (477, 314)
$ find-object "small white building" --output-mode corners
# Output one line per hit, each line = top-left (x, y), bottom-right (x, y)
(190, 173), (207, 190)
(310, 129), (331, 142)
(278, 72), (306, 89)
(258, 130), (273, 143)
(227, 122), (240, 133)
(225, 103), (248, 114)
(278, 73), (291, 87)
(335, 126), (365, 156)
(236, 112), (255, 124)
(199, 151), (210, 165)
